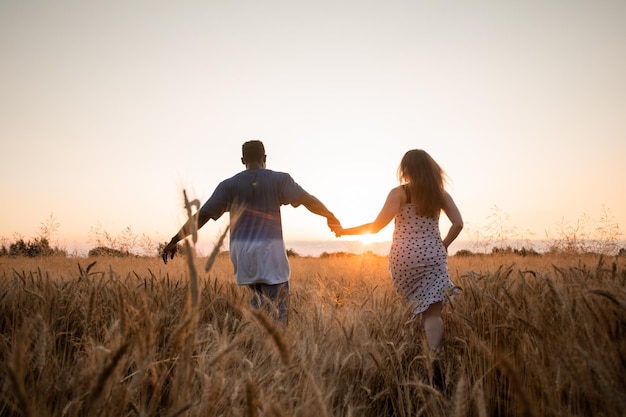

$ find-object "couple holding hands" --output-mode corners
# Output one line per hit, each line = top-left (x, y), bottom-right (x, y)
(161, 140), (463, 351)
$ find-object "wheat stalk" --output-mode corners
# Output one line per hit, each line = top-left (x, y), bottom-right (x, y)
(252, 311), (291, 366)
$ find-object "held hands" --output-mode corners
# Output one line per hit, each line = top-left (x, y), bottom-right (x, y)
(327, 216), (344, 237)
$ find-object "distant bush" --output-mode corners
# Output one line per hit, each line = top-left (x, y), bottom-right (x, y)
(514, 246), (541, 257)
(1, 238), (66, 258)
(454, 249), (476, 257)
(88, 246), (131, 257)
(286, 248), (300, 258)
(491, 246), (541, 257)
(319, 251), (359, 259)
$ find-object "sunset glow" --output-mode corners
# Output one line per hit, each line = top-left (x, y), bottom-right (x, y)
(1, 1), (625, 256)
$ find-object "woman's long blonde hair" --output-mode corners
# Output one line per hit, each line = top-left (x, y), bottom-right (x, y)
(397, 149), (446, 218)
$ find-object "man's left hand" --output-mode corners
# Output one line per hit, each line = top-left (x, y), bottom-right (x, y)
(161, 240), (178, 264)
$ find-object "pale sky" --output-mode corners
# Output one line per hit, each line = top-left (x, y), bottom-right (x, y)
(1, 0), (625, 255)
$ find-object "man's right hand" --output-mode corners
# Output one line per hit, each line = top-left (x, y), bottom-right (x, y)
(327, 216), (342, 236)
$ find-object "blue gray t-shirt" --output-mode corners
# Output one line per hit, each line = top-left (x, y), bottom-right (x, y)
(199, 169), (306, 285)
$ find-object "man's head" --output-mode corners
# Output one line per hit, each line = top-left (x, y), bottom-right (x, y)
(241, 140), (266, 167)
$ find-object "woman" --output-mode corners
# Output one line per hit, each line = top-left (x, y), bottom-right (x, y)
(335, 149), (463, 351)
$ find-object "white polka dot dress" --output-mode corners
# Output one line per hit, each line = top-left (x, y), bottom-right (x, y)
(389, 204), (455, 316)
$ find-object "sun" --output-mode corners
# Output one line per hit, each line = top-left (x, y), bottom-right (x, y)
(352, 233), (382, 246)
(346, 228), (393, 247)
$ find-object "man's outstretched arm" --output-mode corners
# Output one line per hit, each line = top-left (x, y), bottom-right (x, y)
(296, 193), (341, 233)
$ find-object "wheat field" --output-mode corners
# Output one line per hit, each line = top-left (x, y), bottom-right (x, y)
(1, 252), (624, 417)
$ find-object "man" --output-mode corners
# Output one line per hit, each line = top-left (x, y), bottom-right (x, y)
(161, 140), (341, 325)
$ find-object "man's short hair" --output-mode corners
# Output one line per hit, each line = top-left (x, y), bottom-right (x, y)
(242, 140), (265, 162)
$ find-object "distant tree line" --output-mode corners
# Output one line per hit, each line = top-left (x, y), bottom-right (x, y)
(2, 211), (625, 258)
(2, 236), (625, 259)
(453, 246), (541, 257)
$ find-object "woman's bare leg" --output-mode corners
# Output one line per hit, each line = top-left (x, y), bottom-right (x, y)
(422, 301), (444, 351)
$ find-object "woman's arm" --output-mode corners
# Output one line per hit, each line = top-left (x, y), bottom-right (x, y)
(441, 191), (463, 250)
(338, 187), (404, 236)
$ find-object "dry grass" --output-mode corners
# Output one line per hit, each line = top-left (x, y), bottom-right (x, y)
(1, 252), (625, 416)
